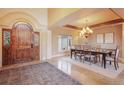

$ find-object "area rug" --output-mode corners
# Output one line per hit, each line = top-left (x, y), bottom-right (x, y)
(0, 62), (81, 85)
(60, 57), (124, 79)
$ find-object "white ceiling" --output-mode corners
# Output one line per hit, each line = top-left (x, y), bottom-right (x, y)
(70, 9), (120, 27)
(48, 8), (124, 28)
(0, 8), (123, 28)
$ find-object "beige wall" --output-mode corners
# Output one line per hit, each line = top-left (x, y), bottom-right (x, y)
(91, 24), (123, 60)
(72, 30), (90, 45)
(89, 25), (122, 55)
(51, 27), (75, 56)
(122, 23), (124, 61)
(74, 24), (122, 57)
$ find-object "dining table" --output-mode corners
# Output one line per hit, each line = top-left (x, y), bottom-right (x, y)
(70, 48), (113, 69)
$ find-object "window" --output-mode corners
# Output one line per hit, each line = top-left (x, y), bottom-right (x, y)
(3, 31), (11, 46)
(58, 35), (72, 52)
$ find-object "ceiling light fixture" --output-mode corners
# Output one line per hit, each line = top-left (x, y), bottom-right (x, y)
(79, 20), (93, 38)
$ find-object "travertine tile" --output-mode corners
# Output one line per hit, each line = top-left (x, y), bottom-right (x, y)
(48, 56), (124, 85)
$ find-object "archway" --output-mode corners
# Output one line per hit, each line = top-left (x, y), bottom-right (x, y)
(2, 22), (40, 65)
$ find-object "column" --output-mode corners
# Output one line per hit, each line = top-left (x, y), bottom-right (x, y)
(46, 30), (52, 59)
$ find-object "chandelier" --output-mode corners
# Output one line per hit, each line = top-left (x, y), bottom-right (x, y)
(79, 20), (93, 38)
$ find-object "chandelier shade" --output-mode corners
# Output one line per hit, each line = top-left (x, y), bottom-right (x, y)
(79, 20), (93, 38)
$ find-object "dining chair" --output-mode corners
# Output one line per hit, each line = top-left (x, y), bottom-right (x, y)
(80, 45), (84, 50)
(74, 45), (81, 60)
(105, 48), (119, 70)
(74, 44), (83, 62)
(83, 45), (97, 64)
(84, 51), (97, 64)
(96, 45), (102, 62)
(75, 50), (85, 62)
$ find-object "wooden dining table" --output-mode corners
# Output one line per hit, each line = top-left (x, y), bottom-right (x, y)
(70, 49), (112, 69)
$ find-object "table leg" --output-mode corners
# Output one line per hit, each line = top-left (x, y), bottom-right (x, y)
(71, 50), (72, 58)
(102, 54), (106, 69)
(74, 51), (76, 60)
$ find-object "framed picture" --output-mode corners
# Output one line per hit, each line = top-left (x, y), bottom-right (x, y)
(105, 32), (114, 44)
(96, 34), (104, 44)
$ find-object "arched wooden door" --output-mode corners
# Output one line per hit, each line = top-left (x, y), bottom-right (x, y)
(2, 22), (40, 66)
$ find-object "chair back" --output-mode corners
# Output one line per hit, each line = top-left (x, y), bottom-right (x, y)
(95, 45), (101, 51)
(115, 48), (119, 62)
(96, 45), (101, 48)
(75, 45), (81, 50)
(83, 45), (91, 51)
(80, 45), (84, 50)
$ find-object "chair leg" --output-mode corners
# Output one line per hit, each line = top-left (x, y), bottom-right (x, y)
(75, 55), (77, 60)
(89, 57), (92, 65)
(82, 57), (84, 63)
(101, 59), (103, 67)
(95, 56), (97, 63)
(83, 57), (85, 61)
(117, 62), (119, 68)
(93, 57), (96, 64)
(75, 56), (77, 60)
(83, 59), (84, 63)
(74, 53), (76, 60)
(110, 61), (111, 65)
(98, 55), (100, 62)
(80, 56), (82, 62)
(101, 55), (103, 64)
(96, 56), (98, 62)
(114, 61), (117, 70)
(94, 57), (96, 64)
(99, 56), (100, 62)
(116, 61), (119, 68)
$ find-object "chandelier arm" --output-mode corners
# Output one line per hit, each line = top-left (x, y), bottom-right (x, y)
(79, 19), (93, 38)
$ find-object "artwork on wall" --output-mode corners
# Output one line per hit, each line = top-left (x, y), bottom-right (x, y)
(96, 34), (104, 44)
(105, 32), (114, 44)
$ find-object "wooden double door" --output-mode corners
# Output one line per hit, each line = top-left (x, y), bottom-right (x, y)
(2, 24), (40, 66)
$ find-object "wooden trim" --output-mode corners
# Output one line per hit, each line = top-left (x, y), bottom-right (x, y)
(64, 24), (82, 30)
(64, 18), (124, 30)
(109, 8), (123, 19)
(90, 18), (124, 28)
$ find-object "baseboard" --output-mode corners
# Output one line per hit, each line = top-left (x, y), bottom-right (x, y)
(50, 53), (69, 59)
(41, 53), (68, 60)
(51, 54), (66, 58)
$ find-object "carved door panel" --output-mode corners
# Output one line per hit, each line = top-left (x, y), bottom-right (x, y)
(11, 24), (33, 63)
(2, 29), (12, 66)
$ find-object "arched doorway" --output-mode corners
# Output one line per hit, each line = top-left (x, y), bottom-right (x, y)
(2, 22), (40, 66)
